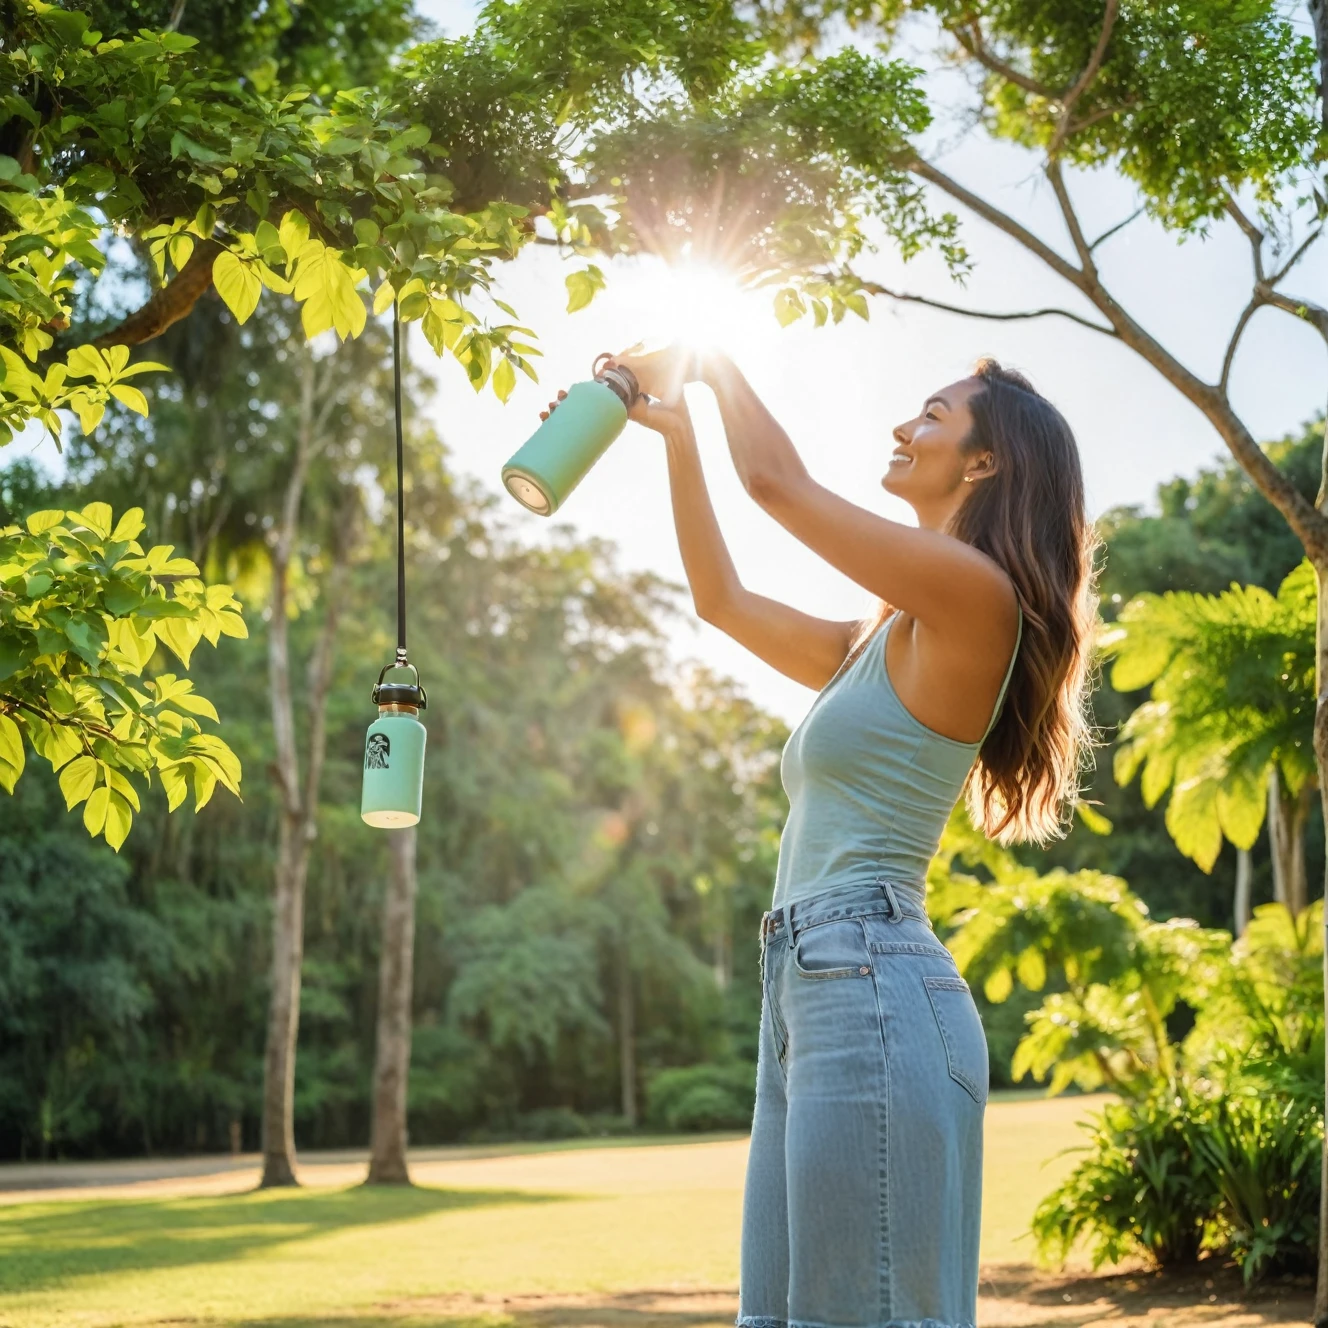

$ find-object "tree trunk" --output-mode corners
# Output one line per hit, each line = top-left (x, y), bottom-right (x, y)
(1268, 769), (1313, 917)
(617, 936), (637, 1127)
(1289, 783), (1313, 919)
(367, 828), (419, 1186)
(260, 799), (311, 1186)
(1233, 847), (1252, 938)
(258, 348), (351, 1189)
(712, 926), (731, 992)
(1268, 767), (1292, 909)
(1312, 560), (1328, 1328)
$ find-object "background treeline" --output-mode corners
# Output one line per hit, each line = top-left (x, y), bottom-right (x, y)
(1, 256), (1322, 1158)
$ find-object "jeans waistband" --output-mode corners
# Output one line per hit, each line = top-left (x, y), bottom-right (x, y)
(761, 878), (930, 945)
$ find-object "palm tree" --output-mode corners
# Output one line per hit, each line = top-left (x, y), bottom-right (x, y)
(1103, 561), (1317, 919)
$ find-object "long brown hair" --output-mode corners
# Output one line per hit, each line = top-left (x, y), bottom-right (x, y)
(860, 359), (1099, 844)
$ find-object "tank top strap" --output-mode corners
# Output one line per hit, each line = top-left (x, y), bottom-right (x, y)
(980, 602), (1023, 743)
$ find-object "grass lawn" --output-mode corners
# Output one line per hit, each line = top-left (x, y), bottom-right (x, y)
(0, 1094), (1161, 1328)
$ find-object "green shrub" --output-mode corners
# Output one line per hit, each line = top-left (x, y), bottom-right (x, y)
(1032, 1080), (1323, 1282)
(514, 1107), (594, 1139)
(645, 1061), (755, 1131)
(1032, 1088), (1218, 1269)
(1190, 1087), (1322, 1282)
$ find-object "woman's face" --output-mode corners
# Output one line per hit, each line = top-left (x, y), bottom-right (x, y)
(883, 377), (991, 516)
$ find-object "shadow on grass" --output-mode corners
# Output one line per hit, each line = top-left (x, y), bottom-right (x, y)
(0, 1183), (569, 1295)
(120, 1264), (1320, 1328)
(217, 1288), (742, 1328)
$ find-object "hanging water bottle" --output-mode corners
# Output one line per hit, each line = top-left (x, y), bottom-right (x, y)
(501, 354), (640, 516)
(361, 659), (427, 828)
(362, 302), (428, 828)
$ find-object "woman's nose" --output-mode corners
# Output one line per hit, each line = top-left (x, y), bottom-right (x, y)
(893, 421), (911, 446)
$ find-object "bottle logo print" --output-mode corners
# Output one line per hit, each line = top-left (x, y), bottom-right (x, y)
(365, 732), (391, 770)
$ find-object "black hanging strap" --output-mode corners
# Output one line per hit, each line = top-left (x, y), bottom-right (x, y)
(393, 299), (407, 666)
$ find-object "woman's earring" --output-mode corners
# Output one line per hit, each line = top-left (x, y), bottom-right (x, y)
(963, 476), (973, 483)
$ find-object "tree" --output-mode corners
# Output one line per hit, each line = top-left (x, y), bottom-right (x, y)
(1104, 561), (1318, 915)
(366, 827), (417, 1184)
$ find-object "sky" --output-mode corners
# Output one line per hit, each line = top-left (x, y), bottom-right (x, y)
(405, 0), (1328, 725)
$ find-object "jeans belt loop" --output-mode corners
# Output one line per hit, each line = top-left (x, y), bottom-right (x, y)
(877, 876), (904, 922)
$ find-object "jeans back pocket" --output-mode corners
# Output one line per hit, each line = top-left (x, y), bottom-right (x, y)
(924, 975), (989, 1104)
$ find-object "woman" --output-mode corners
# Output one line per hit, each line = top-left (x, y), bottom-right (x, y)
(542, 347), (1097, 1328)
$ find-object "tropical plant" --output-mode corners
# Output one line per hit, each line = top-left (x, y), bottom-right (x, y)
(1103, 562), (1317, 913)
(1031, 1086), (1218, 1270)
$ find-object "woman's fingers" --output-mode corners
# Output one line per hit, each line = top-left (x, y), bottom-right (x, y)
(538, 388), (569, 421)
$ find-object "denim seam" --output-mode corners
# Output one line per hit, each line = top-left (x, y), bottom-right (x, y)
(868, 962), (892, 1322)
(867, 942), (953, 958)
(767, 948), (791, 1080)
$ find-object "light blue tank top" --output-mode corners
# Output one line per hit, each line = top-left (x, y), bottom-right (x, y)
(772, 608), (1023, 908)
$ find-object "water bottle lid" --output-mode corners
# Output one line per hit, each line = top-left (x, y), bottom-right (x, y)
(372, 660), (427, 710)
(593, 355), (640, 409)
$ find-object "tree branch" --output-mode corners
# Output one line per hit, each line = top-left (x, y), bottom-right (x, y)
(1259, 286), (1328, 342)
(1225, 196), (1266, 284)
(1046, 160), (1097, 276)
(1219, 295), (1265, 393)
(1269, 226), (1324, 287)
(1048, 0), (1119, 155)
(93, 239), (222, 347)
(1065, 100), (1135, 136)
(855, 278), (1116, 335)
(1089, 206), (1144, 252)
(913, 164), (1326, 553)
(949, 20), (1058, 100)
(908, 156), (1088, 289)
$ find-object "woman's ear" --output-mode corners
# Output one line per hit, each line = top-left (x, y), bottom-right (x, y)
(965, 452), (997, 483)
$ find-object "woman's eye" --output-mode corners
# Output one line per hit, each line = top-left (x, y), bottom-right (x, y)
(925, 411), (939, 421)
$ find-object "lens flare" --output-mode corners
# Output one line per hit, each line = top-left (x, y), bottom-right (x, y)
(622, 256), (768, 354)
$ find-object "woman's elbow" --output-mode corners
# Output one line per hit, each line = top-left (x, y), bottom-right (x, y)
(693, 595), (728, 627)
(743, 467), (796, 511)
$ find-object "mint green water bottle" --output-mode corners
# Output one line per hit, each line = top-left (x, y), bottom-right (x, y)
(502, 358), (640, 516)
(361, 661), (427, 829)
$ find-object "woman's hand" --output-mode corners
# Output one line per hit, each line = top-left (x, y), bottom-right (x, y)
(609, 343), (701, 401)
(539, 347), (697, 440)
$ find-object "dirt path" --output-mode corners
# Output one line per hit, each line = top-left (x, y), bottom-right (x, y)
(242, 1270), (1314, 1328)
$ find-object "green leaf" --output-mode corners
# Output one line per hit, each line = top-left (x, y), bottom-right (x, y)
(1015, 947), (1047, 992)
(103, 789), (133, 851)
(26, 510), (66, 536)
(984, 966), (1014, 1003)
(109, 508), (146, 543)
(78, 502), (113, 539)
(279, 210), (311, 264)
(155, 617), (202, 668)
(0, 713), (24, 792)
(159, 763), (188, 812)
(104, 765), (141, 812)
(492, 355), (516, 404)
(83, 784), (109, 836)
(58, 754), (97, 810)
(773, 288), (805, 327)
(110, 384), (149, 416)
(564, 265), (605, 313)
(212, 250), (263, 325)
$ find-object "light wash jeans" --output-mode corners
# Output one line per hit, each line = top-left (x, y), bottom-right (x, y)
(737, 880), (987, 1328)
